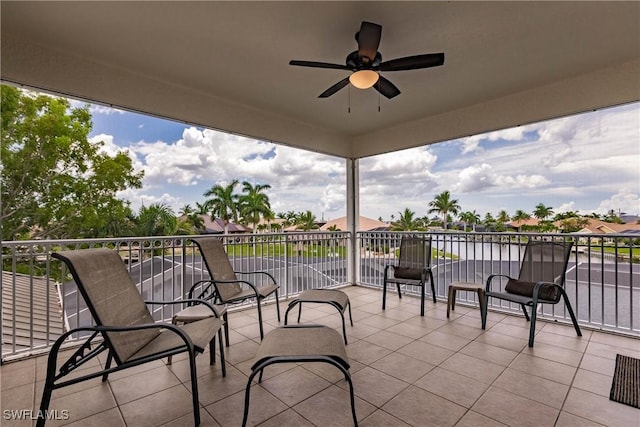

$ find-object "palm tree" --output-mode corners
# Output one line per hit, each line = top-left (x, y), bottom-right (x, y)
(496, 210), (510, 231)
(512, 209), (531, 222)
(238, 181), (272, 233)
(533, 203), (554, 221)
(390, 208), (423, 231)
(459, 210), (480, 231)
(483, 212), (496, 230)
(511, 209), (532, 231)
(295, 210), (319, 231)
(179, 203), (204, 233)
(135, 203), (177, 236)
(203, 180), (239, 234)
(427, 190), (460, 230)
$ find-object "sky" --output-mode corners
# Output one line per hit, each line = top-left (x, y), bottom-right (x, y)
(82, 100), (640, 222)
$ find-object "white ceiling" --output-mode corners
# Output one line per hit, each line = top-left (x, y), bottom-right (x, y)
(2, 1), (639, 159)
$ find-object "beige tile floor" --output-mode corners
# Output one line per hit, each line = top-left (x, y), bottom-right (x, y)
(2, 286), (639, 426)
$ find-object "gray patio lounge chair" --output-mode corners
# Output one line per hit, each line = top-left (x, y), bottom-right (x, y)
(382, 235), (436, 316)
(186, 237), (280, 341)
(481, 240), (582, 347)
(39, 248), (225, 426)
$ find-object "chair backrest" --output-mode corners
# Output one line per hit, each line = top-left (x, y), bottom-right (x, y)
(52, 248), (159, 364)
(398, 236), (431, 269)
(193, 237), (242, 301)
(518, 240), (573, 287)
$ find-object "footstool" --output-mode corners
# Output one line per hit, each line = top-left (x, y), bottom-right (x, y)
(284, 289), (353, 344)
(242, 325), (357, 427)
(447, 282), (486, 319)
(167, 303), (228, 364)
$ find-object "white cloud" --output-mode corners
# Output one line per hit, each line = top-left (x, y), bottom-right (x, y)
(593, 189), (640, 216)
(452, 163), (550, 193)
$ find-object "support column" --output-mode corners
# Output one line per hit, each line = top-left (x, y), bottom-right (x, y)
(346, 158), (359, 286)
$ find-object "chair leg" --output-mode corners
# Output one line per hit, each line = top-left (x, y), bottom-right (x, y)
(257, 299), (265, 341)
(528, 301), (538, 347)
(275, 290), (281, 322)
(521, 304), (531, 321)
(420, 282), (425, 316)
(382, 280), (388, 310)
(284, 301), (293, 325)
(37, 344), (60, 427)
(396, 283), (402, 299)
(561, 290), (582, 337)
(209, 336), (216, 365)
(297, 301), (303, 323)
(218, 328), (227, 377)
(102, 351), (113, 381)
(477, 289), (486, 320)
(347, 301), (353, 326)
(188, 349), (201, 426)
(481, 293), (489, 329)
(429, 270), (436, 303)
(223, 312), (230, 347)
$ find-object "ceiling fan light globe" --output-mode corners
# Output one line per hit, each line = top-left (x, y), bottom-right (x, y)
(349, 70), (379, 89)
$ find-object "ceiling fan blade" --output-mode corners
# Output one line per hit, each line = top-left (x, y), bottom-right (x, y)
(356, 21), (382, 62)
(378, 53), (445, 71)
(318, 77), (350, 98)
(374, 76), (401, 99)
(289, 60), (350, 70)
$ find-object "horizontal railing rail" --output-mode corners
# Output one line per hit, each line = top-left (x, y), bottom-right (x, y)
(358, 231), (639, 336)
(2, 230), (637, 361)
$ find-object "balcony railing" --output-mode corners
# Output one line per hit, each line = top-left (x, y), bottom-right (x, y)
(359, 231), (638, 335)
(1, 231), (638, 361)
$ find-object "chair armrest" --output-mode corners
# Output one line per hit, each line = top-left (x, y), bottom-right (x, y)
(485, 274), (513, 292)
(531, 281), (562, 302)
(187, 279), (216, 300)
(235, 270), (277, 284)
(214, 278), (261, 295)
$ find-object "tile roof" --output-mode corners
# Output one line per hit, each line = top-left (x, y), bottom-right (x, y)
(2, 272), (64, 356)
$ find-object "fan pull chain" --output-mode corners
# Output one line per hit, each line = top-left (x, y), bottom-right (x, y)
(348, 85), (351, 114)
(378, 91), (381, 112)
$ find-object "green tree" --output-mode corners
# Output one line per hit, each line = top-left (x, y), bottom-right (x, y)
(390, 208), (423, 231)
(203, 180), (239, 234)
(533, 203), (554, 220)
(179, 204), (204, 234)
(533, 203), (554, 232)
(496, 210), (510, 231)
(134, 203), (177, 236)
(295, 210), (319, 231)
(459, 210), (480, 232)
(1, 85), (143, 239)
(427, 190), (460, 230)
(483, 212), (496, 229)
(238, 181), (272, 233)
(512, 209), (531, 222)
(604, 209), (624, 224)
(558, 216), (590, 233)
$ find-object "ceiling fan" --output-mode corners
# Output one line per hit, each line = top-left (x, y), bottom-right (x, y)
(289, 21), (445, 99)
